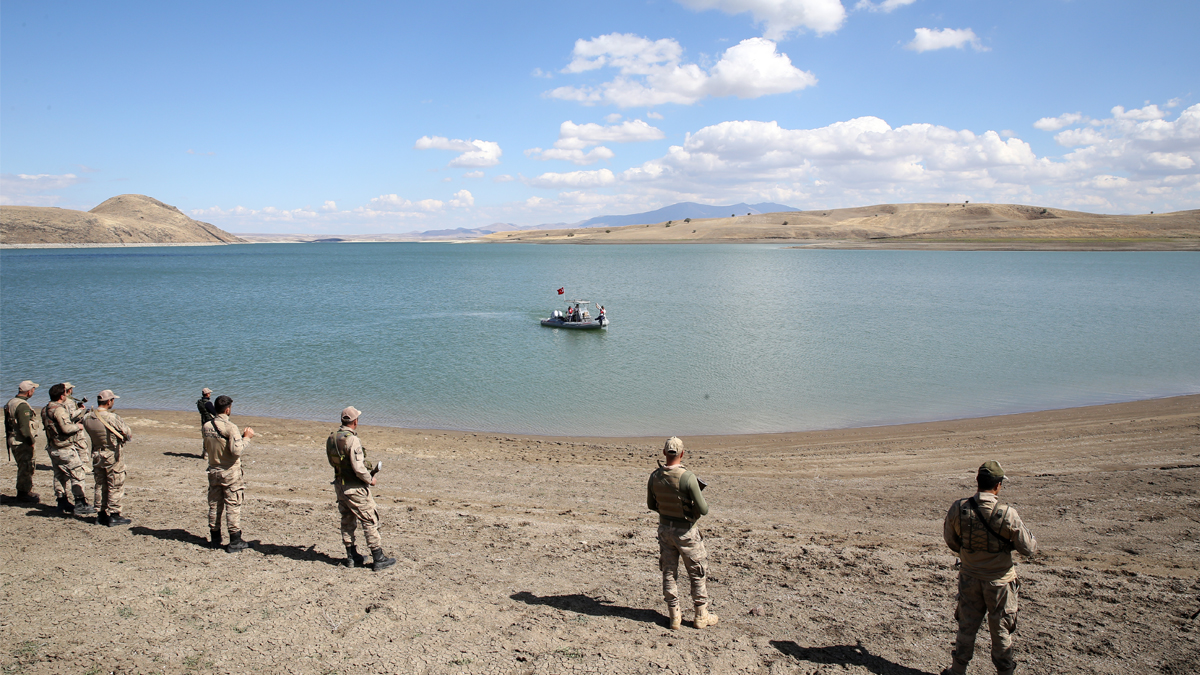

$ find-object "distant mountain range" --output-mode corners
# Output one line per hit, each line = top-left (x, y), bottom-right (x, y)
(412, 202), (800, 238)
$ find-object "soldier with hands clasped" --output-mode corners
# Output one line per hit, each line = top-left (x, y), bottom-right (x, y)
(942, 461), (1038, 675)
(82, 390), (133, 527)
(647, 436), (718, 630)
(326, 407), (396, 571)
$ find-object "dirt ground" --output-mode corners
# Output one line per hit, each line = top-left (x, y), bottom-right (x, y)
(2, 395), (1198, 675)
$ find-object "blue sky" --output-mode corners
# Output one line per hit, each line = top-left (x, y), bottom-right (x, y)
(2, 0), (1197, 233)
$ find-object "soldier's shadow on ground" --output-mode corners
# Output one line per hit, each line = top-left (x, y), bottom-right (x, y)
(770, 640), (934, 675)
(128, 526), (345, 565)
(510, 591), (664, 627)
(1, 500), (68, 519)
(163, 451), (203, 459)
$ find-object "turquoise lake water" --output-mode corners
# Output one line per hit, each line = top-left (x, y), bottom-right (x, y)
(1, 244), (1198, 436)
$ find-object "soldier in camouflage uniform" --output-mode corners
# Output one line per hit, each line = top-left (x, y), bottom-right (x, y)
(942, 461), (1038, 675)
(647, 437), (718, 630)
(327, 407), (395, 571)
(82, 390), (133, 527)
(41, 383), (95, 515)
(202, 395), (255, 552)
(4, 380), (42, 503)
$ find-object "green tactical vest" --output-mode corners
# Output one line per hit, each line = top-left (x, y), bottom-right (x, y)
(326, 428), (367, 488)
(959, 498), (1014, 554)
(651, 464), (693, 521)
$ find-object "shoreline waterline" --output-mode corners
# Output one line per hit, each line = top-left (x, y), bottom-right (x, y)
(118, 392), (1200, 444)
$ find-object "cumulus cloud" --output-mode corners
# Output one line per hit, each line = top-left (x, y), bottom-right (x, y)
(463, 170), (484, 178)
(526, 169), (617, 189)
(366, 194), (446, 212)
(574, 101), (1200, 213)
(493, 174), (515, 183)
(191, 205), (318, 221)
(449, 190), (475, 208)
(320, 200), (338, 212)
(0, 172), (85, 206)
(647, 111), (664, 119)
(675, 0), (847, 39)
(527, 119), (666, 165)
(854, 0), (916, 12)
(605, 113), (623, 123)
(548, 34), (815, 107)
(906, 28), (987, 53)
(414, 136), (503, 167)
(1034, 112), (1085, 131)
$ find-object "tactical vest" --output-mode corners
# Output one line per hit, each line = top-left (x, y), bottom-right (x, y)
(326, 428), (367, 488)
(6, 397), (40, 444)
(651, 464), (693, 521)
(42, 402), (76, 449)
(959, 498), (1015, 554)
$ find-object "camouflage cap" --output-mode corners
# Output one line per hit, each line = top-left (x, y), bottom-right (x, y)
(664, 437), (684, 456)
(202, 387), (212, 396)
(18, 380), (38, 392)
(978, 460), (1005, 480)
(62, 382), (75, 390)
(341, 406), (363, 422)
(98, 390), (119, 402)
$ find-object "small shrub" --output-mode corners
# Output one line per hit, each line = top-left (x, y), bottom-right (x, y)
(605, 229), (610, 233)
(684, 218), (690, 223)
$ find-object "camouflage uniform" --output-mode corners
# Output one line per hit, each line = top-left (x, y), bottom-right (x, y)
(327, 425), (382, 550)
(41, 400), (91, 507)
(647, 437), (716, 629)
(82, 406), (133, 518)
(5, 391), (41, 499)
(944, 490), (1037, 675)
(203, 413), (248, 538)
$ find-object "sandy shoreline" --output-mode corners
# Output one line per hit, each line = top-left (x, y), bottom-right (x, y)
(2, 394), (1198, 673)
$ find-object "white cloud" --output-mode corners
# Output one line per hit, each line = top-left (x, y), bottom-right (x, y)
(463, 170), (484, 178)
(494, 174), (515, 183)
(531, 67), (553, 79)
(561, 100), (1200, 213)
(675, 0), (847, 39)
(548, 35), (815, 107)
(605, 113), (623, 123)
(526, 169), (617, 189)
(1034, 112), (1084, 131)
(449, 189), (475, 208)
(906, 28), (987, 53)
(414, 135), (503, 167)
(527, 119), (666, 165)
(0, 172), (85, 206)
(854, 0), (916, 12)
(320, 200), (338, 212)
(647, 111), (664, 119)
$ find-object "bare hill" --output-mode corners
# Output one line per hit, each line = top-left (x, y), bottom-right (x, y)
(483, 202), (1200, 250)
(0, 194), (242, 245)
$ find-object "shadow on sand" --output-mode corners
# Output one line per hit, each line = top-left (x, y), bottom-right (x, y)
(163, 451), (204, 459)
(128, 526), (344, 565)
(770, 640), (936, 675)
(510, 591), (664, 627)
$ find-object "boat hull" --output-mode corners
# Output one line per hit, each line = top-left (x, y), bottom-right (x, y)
(541, 318), (607, 329)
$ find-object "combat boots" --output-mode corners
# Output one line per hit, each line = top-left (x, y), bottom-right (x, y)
(14, 491), (39, 504)
(667, 606), (682, 630)
(57, 496), (73, 514)
(226, 531), (249, 553)
(342, 545), (366, 568)
(694, 604), (719, 629)
(97, 511), (111, 526)
(370, 548), (396, 571)
(106, 513), (131, 527)
(209, 529), (223, 549)
(73, 499), (96, 516)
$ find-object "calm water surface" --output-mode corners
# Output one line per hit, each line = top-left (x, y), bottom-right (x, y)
(2, 244), (1197, 436)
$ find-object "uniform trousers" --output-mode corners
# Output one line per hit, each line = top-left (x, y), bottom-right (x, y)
(11, 442), (36, 494)
(92, 447), (126, 515)
(46, 444), (88, 500)
(336, 483), (382, 549)
(951, 572), (1020, 674)
(657, 520), (709, 609)
(207, 465), (245, 533)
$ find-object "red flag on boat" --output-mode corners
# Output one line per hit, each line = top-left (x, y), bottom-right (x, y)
(557, 287), (564, 295)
